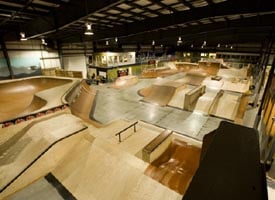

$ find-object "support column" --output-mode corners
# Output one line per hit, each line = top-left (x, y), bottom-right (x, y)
(56, 40), (64, 69)
(0, 38), (14, 79)
(253, 33), (274, 108)
(254, 58), (275, 129)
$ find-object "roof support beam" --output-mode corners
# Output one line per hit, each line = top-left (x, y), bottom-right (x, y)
(24, 0), (125, 39)
(91, 0), (275, 40)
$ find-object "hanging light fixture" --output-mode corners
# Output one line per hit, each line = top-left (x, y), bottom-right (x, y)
(106, 40), (109, 45)
(41, 38), (47, 45)
(203, 40), (206, 46)
(217, 43), (221, 48)
(84, 22), (94, 35)
(177, 37), (183, 46)
(20, 32), (27, 41)
(152, 40), (155, 45)
(115, 37), (118, 43)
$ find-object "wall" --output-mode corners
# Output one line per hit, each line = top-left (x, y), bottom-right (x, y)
(0, 51), (10, 79)
(63, 55), (87, 78)
(0, 40), (61, 79)
(92, 52), (136, 67)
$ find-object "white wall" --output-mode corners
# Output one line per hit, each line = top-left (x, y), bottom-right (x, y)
(63, 55), (87, 78)
(40, 51), (61, 69)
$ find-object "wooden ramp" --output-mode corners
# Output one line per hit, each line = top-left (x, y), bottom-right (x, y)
(142, 82), (184, 106)
(168, 86), (193, 109)
(144, 138), (201, 195)
(52, 136), (181, 200)
(0, 114), (87, 199)
(209, 91), (241, 121)
(112, 75), (139, 89)
(193, 90), (219, 115)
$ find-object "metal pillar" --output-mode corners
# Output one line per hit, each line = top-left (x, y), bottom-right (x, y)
(56, 40), (64, 69)
(0, 38), (14, 79)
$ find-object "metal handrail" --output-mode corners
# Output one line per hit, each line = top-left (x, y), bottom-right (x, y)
(0, 127), (87, 193)
(115, 121), (138, 142)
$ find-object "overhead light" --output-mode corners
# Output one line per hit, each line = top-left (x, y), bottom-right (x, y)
(106, 40), (109, 45)
(177, 37), (182, 45)
(217, 43), (221, 48)
(191, 44), (194, 48)
(203, 40), (206, 46)
(20, 32), (27, 41)
(84, 23), (94, 35)
(152, 40), (155, 45)
(230, 45), (233, 49)
(41, 38), (47, 45)
(115, 37), (118, 43)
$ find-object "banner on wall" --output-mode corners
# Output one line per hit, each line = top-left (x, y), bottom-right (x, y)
(0, 58), (10, 79)
(0, 51), (43, 79)
(10, 55), (42, 78)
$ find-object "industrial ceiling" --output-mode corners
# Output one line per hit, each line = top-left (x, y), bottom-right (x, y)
(0, 0), (275, 52)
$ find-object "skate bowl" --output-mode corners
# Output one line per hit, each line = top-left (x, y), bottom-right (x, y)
(0, 76), (74, 122)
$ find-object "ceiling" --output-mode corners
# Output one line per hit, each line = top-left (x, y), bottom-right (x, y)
(1, 0), (275, 52)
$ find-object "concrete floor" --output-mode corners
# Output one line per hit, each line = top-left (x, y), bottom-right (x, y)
(92, 74), (225, 142)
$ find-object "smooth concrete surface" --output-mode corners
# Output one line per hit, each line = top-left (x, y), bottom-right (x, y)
(7, 177), (64, 200)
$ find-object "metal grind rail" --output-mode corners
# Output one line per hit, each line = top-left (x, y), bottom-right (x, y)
(115, 121), (138, 143)
(0, 127), (88, 194)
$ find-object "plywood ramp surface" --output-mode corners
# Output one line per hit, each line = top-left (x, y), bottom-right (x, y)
(168, 87), (193, 109)
(88, 120), (164, 156)
(202, 77), (224, 90)
(145, 139), (201, 195)
(143, 85), (177, 106)
(0, 114), (86, 194)
(210, 92), (241, 120)
(217, 68), (248, 79)
(53, 137), (181, 200)
(112, 75), (139, 89)
(194, 90), (219, 114)
(175, 73), (206, 86)
(222, 79), (250, 93)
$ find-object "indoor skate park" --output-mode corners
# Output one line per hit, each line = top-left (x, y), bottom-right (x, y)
(0, 1), (275, 200)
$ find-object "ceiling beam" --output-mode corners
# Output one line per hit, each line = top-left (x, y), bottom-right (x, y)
(23, 0), (125, 39)
(91, 0), (275, 40)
